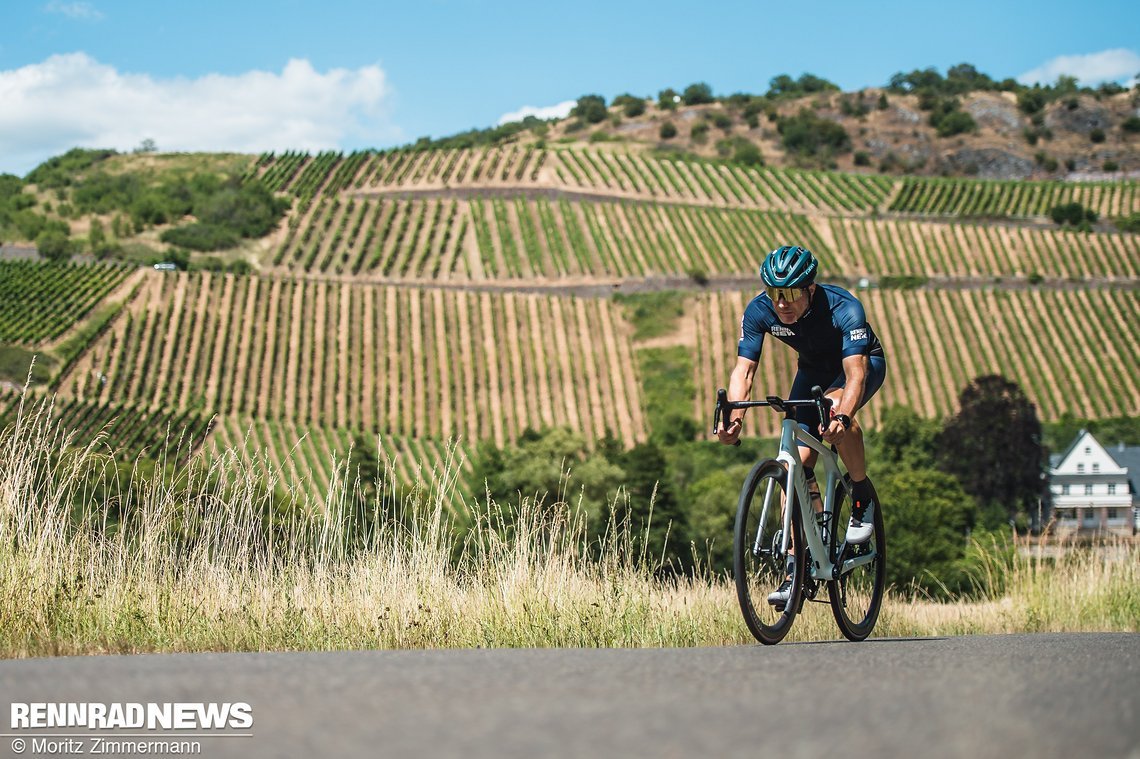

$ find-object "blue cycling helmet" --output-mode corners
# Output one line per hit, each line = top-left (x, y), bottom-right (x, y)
(760, 245), (818, 288)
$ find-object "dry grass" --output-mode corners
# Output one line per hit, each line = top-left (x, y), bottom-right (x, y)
(1, 396), (1136, 658)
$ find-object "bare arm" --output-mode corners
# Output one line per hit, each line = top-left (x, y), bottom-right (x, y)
(718, 356), (758, 444)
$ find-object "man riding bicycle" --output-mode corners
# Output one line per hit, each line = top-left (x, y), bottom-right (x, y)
(717, 245), (887, 608)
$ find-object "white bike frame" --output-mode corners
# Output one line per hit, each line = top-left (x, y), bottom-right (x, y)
(757, 417), (878, 581)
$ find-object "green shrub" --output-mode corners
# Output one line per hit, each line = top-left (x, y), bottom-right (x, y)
(1090, 128), (1106, 143)
(1023, 128), (1039, 146)
(731, 140), (763, 167)
(588, 130), (612, 143)
(690, 122), (709, 143)
(659, 122), (677, 140)
(877, 93), (889, 110)
(35, 229), (74, 261)
(160, 223), (241, 251)
(613, 93), (646, 118)
(1049, 202), (1097, 226)
(657, 88), (679, 110)
(711, 112), (732, 130)
(572, 94), (608, 124)
(1017, 89), (1046, 114)
(1114, 212), (1140, 233)
(1103, 160), (1119, 172)
(1042, 156), (1058, 172)
(682, 82), (714, 105)
(853, 151), (871, 166)
(778, 109), (851, 155)
(1122, 116), (1140, 134)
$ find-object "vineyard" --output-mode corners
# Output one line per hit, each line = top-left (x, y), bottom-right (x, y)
(208, 417), (473, 511)
(5, 143), (1139, 505)
(888, 176), (1140, 219)
(55, 272), (649, 448)
(693, 287), (1140, 437)
(0, 261), (133, 346)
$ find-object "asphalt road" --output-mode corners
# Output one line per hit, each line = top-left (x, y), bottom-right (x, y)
(1, 634), (1137, 759)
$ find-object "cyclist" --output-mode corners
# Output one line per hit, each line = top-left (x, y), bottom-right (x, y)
(716, 244), (887, 607)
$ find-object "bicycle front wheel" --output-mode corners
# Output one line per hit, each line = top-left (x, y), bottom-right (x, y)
(828, 482), (886, 642)
(734, 459), (806, 645)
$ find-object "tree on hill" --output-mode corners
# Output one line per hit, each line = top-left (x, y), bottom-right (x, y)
(572, 94), (608, 124)
(777, 108), (851, 156)
(657, 88), (680, 110)
(682, 82), (715, 105)
(613, 93), (646, 118)
(767, 73), (838, 99)
(936, 375), (1047, 529)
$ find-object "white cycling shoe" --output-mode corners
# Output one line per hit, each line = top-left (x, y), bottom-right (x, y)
(767, 577), (793, 609)
(846, 500), (875, 545)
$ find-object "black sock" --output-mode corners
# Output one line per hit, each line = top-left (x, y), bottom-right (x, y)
(850, 477), (878, 512)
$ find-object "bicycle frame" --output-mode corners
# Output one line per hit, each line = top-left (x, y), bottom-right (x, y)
(716, 387), (878, 582)
(769, 418), (875, 581)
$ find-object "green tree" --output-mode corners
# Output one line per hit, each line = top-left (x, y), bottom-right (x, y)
(572, 94), (608, 124)
(613, 93), (646, 118)
(936, 375), (1047, 526)
(659, 121), (678, 140)
(778, 109), (852, 156)
(867, 405), (939, 471)
(878, 467), (977, 597)
(657, 88), (680, 110)
(682, 82), (715, 105)
(35, 228), (73, 261)
(612, 441), (687, 571)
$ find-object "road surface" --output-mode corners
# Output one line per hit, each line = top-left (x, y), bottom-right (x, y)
(1, 633), (1137, 758)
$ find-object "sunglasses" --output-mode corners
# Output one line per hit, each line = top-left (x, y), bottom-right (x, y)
(765, 286), (808, 303)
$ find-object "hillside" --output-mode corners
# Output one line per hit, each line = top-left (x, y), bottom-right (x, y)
(2, 85), (1139, 508)
(533, 88), (1140, 181)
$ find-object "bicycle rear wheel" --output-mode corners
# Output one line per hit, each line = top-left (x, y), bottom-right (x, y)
(734, 459), (806, 645)
(828, 480), (886, 642)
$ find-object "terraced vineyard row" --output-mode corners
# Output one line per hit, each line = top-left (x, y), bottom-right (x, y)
(827, 217), (1140, 279)
(548, 150), (893, 213)
(56, 272), (648, 447)
(888, 176), (1140, 219)
(693, 288), (1140, 435)
(0, 261), (132, 346)
(209, 417), (472, 512)
(254, 147), (893, 213)
(271, 194), (829, 279)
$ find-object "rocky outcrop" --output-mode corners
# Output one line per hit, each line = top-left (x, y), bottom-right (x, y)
(941, 148), (1035, 179)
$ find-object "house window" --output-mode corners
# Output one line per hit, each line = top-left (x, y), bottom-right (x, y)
(1108, 483), (1117, 495)
(1084, 447), (1091, 455)
(1083, 509), (1097, 524)
(1077, 464), (1085, 473)
(1093, 463), (1100, 473)
(1062, 484), (1071, 495)
(1108, 508), (1119, 520)
(1085, 484), (1094, 495)
(1055, 508), (1073, 521)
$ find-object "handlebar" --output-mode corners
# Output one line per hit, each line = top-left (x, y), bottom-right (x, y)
(713, 386), (833, 445)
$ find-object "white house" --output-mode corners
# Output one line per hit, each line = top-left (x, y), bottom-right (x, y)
(1048, 429), (1140, 537)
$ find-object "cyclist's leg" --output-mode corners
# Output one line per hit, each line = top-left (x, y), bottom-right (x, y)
(822, 354), (886, 479)
(825, 356), (887, 541)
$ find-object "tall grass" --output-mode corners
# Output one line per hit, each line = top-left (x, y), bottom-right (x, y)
(0, 395), (1136, 658)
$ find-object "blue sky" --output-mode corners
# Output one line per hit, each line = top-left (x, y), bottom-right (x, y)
(2, 0), (1138, 176)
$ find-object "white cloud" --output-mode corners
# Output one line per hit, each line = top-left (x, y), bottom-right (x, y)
(497, 100), (575, 125)
(44, 1), (104, 21)
(0, 53), (397, 176)
(1018, 48), (1140, 87)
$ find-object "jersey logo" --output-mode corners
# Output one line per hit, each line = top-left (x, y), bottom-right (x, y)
(849, 328), (868, 341)
(771, 325), (795, 337)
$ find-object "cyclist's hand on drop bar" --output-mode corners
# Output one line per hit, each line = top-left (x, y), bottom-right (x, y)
(820, 409), (846, 446)
(717, 416), (743, 446)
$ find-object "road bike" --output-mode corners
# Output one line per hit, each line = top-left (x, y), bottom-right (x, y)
(713, 386), (886, 644)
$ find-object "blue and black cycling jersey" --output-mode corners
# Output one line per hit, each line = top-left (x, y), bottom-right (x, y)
(737, 284), (885, 373)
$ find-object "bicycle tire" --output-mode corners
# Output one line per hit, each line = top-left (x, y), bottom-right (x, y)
(734, 458), (806, 645)
(828, 479), (886, 642)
